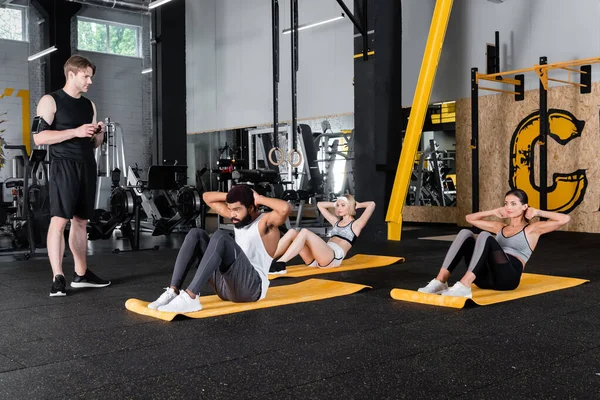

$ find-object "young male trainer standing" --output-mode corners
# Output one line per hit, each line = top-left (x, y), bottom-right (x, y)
(33, 55), (110, 297)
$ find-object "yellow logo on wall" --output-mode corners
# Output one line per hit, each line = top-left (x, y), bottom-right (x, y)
(509, 109), (587, 213)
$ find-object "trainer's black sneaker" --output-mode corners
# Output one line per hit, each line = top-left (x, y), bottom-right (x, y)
(71, 269), (111, 288)
(50, 274), (67, 297)
(268, 260), (287, 275)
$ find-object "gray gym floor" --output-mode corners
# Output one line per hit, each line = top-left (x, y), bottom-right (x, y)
(0, 223), (598, 399)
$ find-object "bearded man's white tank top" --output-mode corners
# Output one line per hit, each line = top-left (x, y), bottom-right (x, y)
(234, 214), (273, 299)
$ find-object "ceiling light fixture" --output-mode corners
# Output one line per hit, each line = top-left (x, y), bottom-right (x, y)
(148, 0), (174, 10)
(28, 45), (57, 62)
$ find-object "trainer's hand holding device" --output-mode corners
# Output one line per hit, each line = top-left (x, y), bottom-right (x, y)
(90, 122), (104, 142)
(73, 123), (99, 139)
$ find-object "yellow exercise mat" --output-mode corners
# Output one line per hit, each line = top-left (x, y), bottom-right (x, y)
(125, 279), (370, 321)
(390, 273), (590, 309)
(270, 254), (404, 280)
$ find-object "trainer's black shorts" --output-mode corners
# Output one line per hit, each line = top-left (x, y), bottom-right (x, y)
(49, 159), (97, 220)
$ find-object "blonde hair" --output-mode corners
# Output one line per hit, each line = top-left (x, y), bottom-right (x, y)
(64, 55), (96, 80)
(336, 194), (356, 217)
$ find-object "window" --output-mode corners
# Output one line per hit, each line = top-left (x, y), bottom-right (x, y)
(0, 5), (27, 42)
(77, 17), (140, 57)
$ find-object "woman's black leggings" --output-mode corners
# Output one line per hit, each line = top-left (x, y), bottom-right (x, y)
(442, 229), (523, 290)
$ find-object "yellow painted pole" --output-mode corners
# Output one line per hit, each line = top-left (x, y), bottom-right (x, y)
(17, 90), (31, 155)
(385, 0), (454, 240)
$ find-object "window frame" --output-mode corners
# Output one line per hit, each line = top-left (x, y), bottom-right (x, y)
(76, 16), (141, 58)
(0, 4), (28, 42)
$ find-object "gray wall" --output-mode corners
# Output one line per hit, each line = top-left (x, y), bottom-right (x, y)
(186, 0), (354, 133)
(401, 0), (436, 107)
(405, 0), (600, 105)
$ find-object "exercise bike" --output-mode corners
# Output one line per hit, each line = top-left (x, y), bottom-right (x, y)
(0, 144), (50, 260)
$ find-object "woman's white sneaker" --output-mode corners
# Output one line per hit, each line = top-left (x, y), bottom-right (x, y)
(417, 279), (448, 294)
(148, 288), (178, 309)
(441, 282), (472, 298)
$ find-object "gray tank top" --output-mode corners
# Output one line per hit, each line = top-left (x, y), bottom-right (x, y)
(330, 220), (357, 245)
(496, 226), (533, 263)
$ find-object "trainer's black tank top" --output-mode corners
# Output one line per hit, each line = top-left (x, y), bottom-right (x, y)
(48, 89), (95, 163)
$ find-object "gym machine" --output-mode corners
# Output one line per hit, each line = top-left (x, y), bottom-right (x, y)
(0, 144), (50, 260)
(213, 142), (242, 193)
(88, 165), (204, 252)
(94, 118), (127, 211)
(128, 165), (203, 236)
(408, 139), (456, 207)
(87, 118), (204, 250)
(313, 129), (356, 198)
(87, 117), (149, 252)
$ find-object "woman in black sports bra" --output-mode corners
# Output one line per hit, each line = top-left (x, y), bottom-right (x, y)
(418, 189), (571, 298)
(270, 195), (375, 274)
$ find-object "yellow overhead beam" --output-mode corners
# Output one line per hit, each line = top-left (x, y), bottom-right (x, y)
(537, 56), (600, 70)
(476, 56), (600, 90)
(477, 66), (535, 81)
(385, 0), (454, 241)
(476, 75), (522, 86)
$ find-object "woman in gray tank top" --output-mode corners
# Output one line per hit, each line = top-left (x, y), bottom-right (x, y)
(418, 189), (571, 298)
